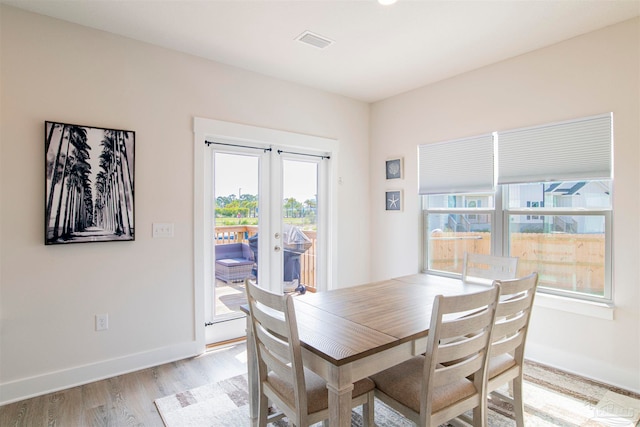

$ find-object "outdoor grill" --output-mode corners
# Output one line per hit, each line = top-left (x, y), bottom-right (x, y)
(248, 225), (312, 292)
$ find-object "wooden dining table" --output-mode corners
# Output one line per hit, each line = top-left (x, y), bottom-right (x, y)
(244, 273), (489, 427)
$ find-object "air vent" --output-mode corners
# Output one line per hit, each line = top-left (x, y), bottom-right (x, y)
(295, 31), (334, 49)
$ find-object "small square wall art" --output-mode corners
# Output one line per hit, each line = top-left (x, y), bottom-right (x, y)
(385, 190), (402, 211)
(385, 157), (403, 180)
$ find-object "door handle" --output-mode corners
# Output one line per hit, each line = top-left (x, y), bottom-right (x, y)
(274, 245), (281, 252)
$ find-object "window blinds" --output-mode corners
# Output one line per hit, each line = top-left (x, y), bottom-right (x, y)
(497, 113), (612, 184)
(418, 134), (494, 195)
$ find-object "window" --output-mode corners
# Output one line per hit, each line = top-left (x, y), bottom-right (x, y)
(421, 113), (613, 302)
(424, 181), (612, 301)
(506, 180), (611, 300)
(425, 193), (495, 275)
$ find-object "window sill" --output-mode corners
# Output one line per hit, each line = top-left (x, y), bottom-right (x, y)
(534, 293), (614, 320)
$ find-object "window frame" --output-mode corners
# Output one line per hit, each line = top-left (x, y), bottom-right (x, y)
(422, 183), (613, 304)
(422, 192), (499, 278)
(502, 183), (612, 303)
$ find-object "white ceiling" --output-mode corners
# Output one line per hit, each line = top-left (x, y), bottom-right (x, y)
(4, 0), (640, 102)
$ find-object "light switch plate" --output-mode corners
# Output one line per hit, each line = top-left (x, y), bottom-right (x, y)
(153, 223), (174, 238)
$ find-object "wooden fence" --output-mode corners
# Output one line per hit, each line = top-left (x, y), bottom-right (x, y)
(217, 227), (604, 296)
(215, 225), (317, 291)
(430, 232), (605, 296)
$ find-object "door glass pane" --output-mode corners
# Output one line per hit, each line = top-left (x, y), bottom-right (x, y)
(282, 159), (317, 293)
(427, 213), (492, 274)
(213, 152), (259, 319)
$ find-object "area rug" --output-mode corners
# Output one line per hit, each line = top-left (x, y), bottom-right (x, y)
(155, 361), (640, 427)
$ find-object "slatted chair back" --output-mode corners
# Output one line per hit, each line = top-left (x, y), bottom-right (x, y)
(421, 286), (500, 426)
(245, 279), (376, 427)
(372, 285), (500, 427)
(462, 252), (518, 284)
(245, 279), (308, 426)
(486, 272), (539, 427)
(492, 272), (539, 360)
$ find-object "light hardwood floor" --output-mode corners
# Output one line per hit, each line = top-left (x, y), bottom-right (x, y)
(0, 342), (249, 427)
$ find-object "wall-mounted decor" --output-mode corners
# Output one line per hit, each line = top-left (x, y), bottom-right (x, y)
(385, 157), (403, 180)
(45, 121), (135, 245)
(385, 190), (402, 211)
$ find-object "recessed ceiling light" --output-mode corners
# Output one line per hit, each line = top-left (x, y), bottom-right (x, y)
(378, 0), (398, 5)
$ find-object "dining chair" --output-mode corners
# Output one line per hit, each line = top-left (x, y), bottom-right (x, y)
(486, 272), (539, 427)
(371, 285), (500, 427)
(244, 279), (375, 427)
(462, 252), (518, 284)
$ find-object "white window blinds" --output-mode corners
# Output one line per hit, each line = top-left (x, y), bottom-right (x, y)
(497, 113), (612, 184)
(418, 134), (494, 195)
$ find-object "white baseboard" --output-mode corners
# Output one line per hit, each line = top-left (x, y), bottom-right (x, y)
(526, 342), (640, 395)
(0, 340), (203, 406)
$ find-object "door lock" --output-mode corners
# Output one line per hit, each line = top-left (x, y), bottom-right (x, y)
(274, 245), (281, 252)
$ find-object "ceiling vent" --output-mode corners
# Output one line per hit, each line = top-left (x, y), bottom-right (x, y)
(296, 31), (334, 49)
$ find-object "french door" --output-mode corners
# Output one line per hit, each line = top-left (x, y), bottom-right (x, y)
(194, 118), (336, 345)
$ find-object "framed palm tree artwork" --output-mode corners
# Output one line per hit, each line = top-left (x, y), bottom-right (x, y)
(45, 121), (135, 245)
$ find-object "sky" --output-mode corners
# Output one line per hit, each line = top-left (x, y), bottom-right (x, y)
(214, 152), (317, 202)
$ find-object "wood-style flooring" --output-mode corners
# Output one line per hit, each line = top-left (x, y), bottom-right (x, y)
(0, 342), (248, 427)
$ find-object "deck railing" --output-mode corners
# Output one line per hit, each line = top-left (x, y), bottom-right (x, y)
(217, 227), (603, 296)
(215, 225), (317, 290)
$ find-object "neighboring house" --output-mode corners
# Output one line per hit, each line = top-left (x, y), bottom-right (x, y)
(434, 181), (610, 234)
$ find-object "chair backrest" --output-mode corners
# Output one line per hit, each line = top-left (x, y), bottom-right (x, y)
(491, 272), (539, 362)
(421, 285), (500, 425)
(245, 279), (308, 425)
(462, 252), (518, 284)
(215, 242), (254, 261)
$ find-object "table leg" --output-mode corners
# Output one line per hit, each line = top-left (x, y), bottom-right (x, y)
(326, 381), (354, 427)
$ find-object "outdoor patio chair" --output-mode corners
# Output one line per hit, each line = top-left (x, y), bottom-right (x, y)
(215, 242), (255, 283)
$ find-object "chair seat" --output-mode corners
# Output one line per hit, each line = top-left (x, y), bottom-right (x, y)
(488, 353), (517, 380)
(268, 368), (375, 414)
(371, 356), (476, 414)
(216, 258), (254, 267)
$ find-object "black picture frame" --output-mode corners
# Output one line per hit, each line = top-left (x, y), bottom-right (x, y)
(45, 121), (135, 245)
(385, 190), (402, 211)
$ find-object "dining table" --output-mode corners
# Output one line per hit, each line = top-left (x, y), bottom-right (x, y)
(244, 273), (489, 427)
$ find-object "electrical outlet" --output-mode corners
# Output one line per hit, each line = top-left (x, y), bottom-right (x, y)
(153, 222), (174, 238)
(96, 314), (109, 331)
